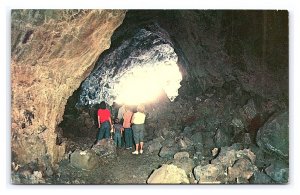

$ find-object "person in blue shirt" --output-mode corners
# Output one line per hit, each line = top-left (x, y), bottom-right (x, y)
(113, 118), (124, 148)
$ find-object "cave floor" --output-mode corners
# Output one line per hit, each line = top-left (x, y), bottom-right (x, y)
(53, 147), (169, 184)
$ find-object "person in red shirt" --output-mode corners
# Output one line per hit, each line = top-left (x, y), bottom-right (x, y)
(96, 101), (113, 143)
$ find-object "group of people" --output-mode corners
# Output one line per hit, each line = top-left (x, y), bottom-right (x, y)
(96, 101), (146, 155)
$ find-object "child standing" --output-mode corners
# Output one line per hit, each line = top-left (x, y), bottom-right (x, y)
(113, 118), (123, 148)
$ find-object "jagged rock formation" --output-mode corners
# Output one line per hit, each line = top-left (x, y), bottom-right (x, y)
(78, 25), (181, 106)
(11, 10), (126, 165)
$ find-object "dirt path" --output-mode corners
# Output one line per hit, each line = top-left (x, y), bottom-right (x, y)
(54, 148), (169, 184)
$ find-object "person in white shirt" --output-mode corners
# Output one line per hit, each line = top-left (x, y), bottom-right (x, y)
(131, 104), (146, 154)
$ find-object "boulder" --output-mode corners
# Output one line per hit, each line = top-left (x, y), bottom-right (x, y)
(91, 139), (116, 158)
(147, 139), (163, 153)
(159, 146), (179, 158)
(231, 118), (244, 128)
(265, 161), (289, 183)
(174, 152), (190, 160)
(256, 111), (289, 160)
(147, 164), (189, 184)
(211, 147), (256, 167)
(193, 164), (225, 184)
(172, 158), (195, 174)
(249, 171), (272, 184)
(241, 99), (257, 121)
(214, 128), (232, 148)
(227, 158), (257, 182)
(70, 149), (98, 170)
(211, 147), (237, 167)
(190, 132), (203, 145)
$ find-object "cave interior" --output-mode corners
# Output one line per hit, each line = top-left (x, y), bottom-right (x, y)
(12, 10), (289, 184)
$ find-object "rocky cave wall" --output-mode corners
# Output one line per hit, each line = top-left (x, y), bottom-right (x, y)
(11, 10), (126, 165)
(59, 10), (288, 166)
(116, 10), (288, 100)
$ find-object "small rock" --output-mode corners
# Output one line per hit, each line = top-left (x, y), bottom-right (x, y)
(211, 148), (219, 157)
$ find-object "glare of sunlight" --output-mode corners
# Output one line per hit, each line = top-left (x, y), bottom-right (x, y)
(113, 61), (182, 105)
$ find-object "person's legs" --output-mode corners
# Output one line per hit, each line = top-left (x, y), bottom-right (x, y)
(140, 142), (144, 150)
(97, 126), (105, 141)
(103, 122), (110, 139)
(139, 124), (145, 153)
(116, 132), (121, 147)
(128, 128), (133, 148)
(114, 132), (119, 146)
(124, 128), (130, 148)
(132, 125), (139, 154)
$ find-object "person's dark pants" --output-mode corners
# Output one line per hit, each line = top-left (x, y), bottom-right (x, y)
(132, 124), (145, 144)
(114, 132), (122, 147)
(97, 121), (110, 141)
(124, 128), (133, 148)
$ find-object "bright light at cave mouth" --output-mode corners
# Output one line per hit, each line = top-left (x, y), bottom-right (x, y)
(113, 62), (182, 105)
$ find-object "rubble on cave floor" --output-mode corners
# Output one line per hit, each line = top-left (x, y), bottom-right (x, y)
(11, 87), (288, 184)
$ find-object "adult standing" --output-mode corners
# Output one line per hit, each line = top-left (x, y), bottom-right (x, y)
(117, 104), (126, 147)
(131, 104), (146, 154)
(117, 104), (126, 123)
(96, 101), (113, 143)
(123, 105), (133, 149)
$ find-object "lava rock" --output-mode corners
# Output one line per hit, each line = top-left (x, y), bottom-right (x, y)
(172, 158), (195, 175)
(227, 158), (257, 182)
(159, 146), (179, 158)
(241, 99), (257, 121)
(249, 171), (272, 184)
(70, 149), (98, 170)
(147, 164), (189, 184)
(91, 139), (116, 158)
(214, 128), (232, 148)
(256, 111), (289, 160)
(174, 151), (190, 160)
(265, 161), (289, 183)
(193, 164), (225, 184)
(146, 139), (163, 154)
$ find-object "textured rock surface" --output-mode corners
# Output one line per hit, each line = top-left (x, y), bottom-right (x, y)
(147, 164), (189, 184)
(70, 149), (98, 170)
(11, 10), (126, 165)
(227, 158), (257, 183)
(78, 25), (181, 106)
(250, 171), (272, 184)
(193, 164), (225, 184)
(193, 146), (258, 184)
(91, 139), (116, 158)
(172, 158), (195, 175)
(174, 151), (190, 160)
(265, 161), (289, 183)
(159, 146), (179, 158)
(256, 111), (289, 160)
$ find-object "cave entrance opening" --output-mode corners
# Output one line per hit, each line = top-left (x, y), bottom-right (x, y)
(57, 24), (184, 152)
